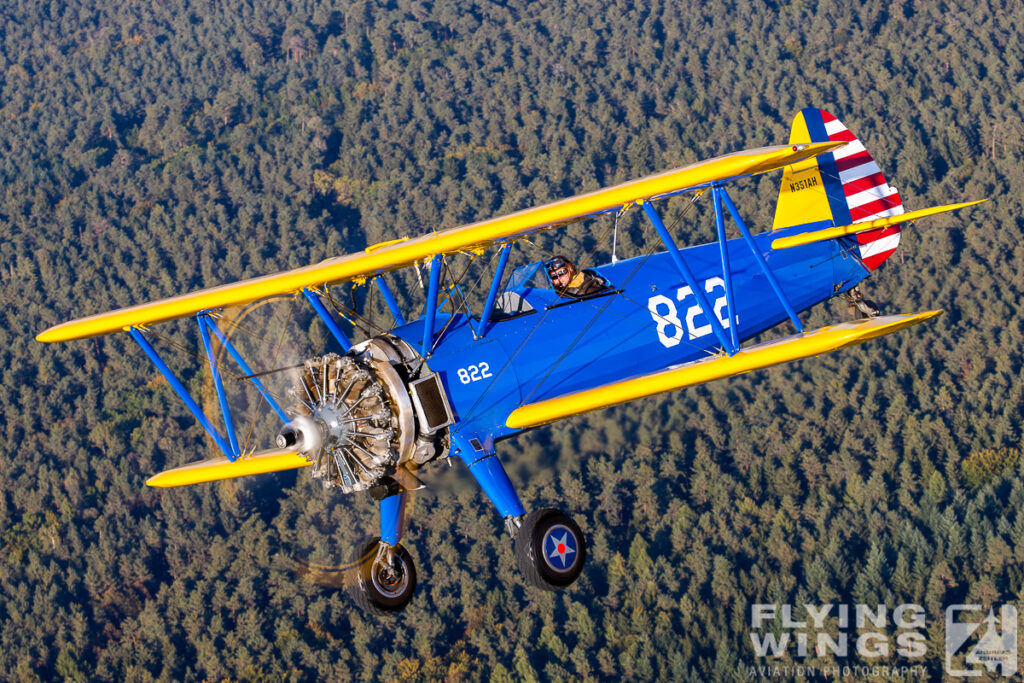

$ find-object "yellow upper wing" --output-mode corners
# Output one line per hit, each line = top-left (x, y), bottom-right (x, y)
(37, 142), (844, 343)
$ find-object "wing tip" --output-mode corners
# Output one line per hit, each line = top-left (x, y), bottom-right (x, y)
(912, 308), (944, 325)
(36, 318), (100, 343)
(145, 473), (174, 488)
(36, 328), (68, 343)
(145, 449), (308, 488)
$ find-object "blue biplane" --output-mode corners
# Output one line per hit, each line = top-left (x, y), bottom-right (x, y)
(38, 108), (982, 612)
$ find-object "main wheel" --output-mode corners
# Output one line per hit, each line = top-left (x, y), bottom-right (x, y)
(350, 537), (417, 614)
(514, 508), (587, 590)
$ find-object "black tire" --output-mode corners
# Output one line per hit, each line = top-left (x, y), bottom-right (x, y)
(349, 537), (417, 614)
(514, 508), (586, 590)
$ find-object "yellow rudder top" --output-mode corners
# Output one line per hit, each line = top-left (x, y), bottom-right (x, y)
(772, 110), (834, 230)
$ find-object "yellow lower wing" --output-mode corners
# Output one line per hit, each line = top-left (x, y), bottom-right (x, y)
(506, 311), (942, 429)
(146, 448), (310, 488)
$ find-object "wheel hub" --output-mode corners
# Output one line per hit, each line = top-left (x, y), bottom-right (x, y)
(372, 558), (409, 597)
(541, 523), (579, 572)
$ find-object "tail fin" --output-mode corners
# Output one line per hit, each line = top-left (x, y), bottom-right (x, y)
(773, 108), (904, 271)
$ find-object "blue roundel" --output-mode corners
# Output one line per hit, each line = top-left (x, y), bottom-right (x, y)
(542, 523), (579, 572)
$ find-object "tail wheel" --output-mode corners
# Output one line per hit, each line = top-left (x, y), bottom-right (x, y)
(350, 537), (417, 614)
(514, 508), (586, 590)
(841, 286), (880, 319)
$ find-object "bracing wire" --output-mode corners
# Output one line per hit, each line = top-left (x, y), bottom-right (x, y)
(139, 295), (300, 456)
(236, 295), (297, 453)
(464, 192), (713, 418)
(326, 283), (386, 337)
(520, 193), (715, 404)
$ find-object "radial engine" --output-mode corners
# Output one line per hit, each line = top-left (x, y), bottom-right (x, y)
(275, 336), (453, 494)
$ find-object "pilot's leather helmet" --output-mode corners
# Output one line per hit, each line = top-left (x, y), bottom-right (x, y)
(545, 255), (574, 280)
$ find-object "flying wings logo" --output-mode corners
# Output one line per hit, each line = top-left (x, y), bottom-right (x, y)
(745, 602), (1018, 678)
(945, 605), (1018, 677)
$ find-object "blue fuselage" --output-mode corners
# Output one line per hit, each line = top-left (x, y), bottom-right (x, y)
(392, 225), (869, 446)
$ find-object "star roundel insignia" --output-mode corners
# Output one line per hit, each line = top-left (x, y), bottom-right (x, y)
(543, 524), (578, 571)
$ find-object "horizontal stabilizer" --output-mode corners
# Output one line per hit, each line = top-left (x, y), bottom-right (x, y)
(771, 199), (986, 250)
(146, 448), (310, 488)
(38, 142), (845, 343)
(506, 311), (942, 429)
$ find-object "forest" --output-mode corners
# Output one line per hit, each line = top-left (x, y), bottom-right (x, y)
(2, 0), (1024, 679)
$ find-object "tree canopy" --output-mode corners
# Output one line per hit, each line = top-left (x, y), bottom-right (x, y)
(3, 0), (1023, 679)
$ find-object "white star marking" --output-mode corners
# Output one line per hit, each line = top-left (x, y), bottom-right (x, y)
(548, 531), (575, 568)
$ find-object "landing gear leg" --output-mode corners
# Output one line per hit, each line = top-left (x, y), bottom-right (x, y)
(451, 434), (586, 590)
(451, 434), (526, 534)
(350, 491), (417, 614)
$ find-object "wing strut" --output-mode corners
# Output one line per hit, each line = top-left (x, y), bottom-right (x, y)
(128, 326), (237, 461)
(198, 315), (240, 458)
(421, 254), (443, 357)
(711, 186), (740, 350)
(475, 242), (513, 339)
(205, 316), (289, 423)
(130, 287), (360, 467)
(302, 288), (353, 351)
(718, 185), (803, 332)
(375, 276), (406, 326)
(642, 199), (737, 354)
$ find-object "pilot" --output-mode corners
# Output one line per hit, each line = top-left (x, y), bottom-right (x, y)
(546, 255), (609, 298)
